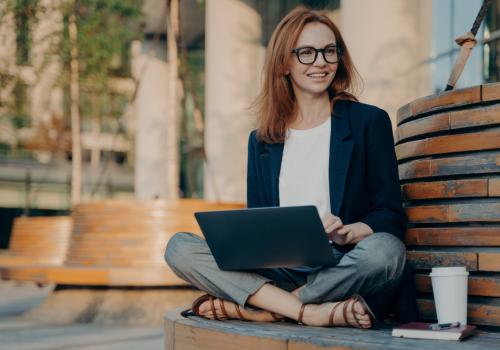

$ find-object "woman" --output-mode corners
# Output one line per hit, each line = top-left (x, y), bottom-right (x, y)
(165, 6), (407, 329)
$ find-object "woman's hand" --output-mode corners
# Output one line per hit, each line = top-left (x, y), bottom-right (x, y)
(322, 213), (350, 245)
(322, 213), (374, 245)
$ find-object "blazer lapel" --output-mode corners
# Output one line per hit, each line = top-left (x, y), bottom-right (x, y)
(329, 100), (354, 216)
(260, 142), (283, 206)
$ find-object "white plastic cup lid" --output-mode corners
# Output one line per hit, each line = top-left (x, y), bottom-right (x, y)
(429, 266), (469, 277)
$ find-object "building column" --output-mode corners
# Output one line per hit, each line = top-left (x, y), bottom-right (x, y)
(132, 39), (171, 199)
(341, 0), (431, 124)
(204, 0), (264, 203)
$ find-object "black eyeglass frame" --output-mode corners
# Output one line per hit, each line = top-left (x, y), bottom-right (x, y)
(291, 45), (341, 65)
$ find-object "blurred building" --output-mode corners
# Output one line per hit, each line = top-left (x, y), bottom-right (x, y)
(194, 0), (499, 204)
(0, 0), (498, 244)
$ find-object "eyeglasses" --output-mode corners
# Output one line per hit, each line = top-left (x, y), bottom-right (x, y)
(291, 45), (340, 65)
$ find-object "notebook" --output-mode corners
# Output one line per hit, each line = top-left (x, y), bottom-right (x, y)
(392, 322), (476, 341)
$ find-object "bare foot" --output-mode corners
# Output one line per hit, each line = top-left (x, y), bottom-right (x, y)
(198, 298), (284, 322)
(301, 299), (372, 328)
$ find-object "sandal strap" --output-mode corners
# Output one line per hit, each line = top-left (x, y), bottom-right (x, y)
(209, 296), (219, 321)
(298, 304), (306, 325)
(234, 303), (246, 320)
(219, 299), (229, 319)
(270, 312), (282, 321)
(342, 298), (351, 326)
(350, 296), (364, 328)
(328, 302), (343, 327)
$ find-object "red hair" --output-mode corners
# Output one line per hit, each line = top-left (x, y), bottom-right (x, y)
(253, 6), (362, 143)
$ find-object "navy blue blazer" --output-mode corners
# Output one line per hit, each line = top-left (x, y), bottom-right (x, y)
(246, 99), (408, 244)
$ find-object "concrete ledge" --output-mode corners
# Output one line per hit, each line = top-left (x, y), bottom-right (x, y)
(164, 307), (500, 350)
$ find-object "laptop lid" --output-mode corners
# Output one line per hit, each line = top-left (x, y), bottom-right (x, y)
(194, 205), (336, 270)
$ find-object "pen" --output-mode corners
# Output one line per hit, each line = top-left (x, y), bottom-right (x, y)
(428, 322), (461, 330)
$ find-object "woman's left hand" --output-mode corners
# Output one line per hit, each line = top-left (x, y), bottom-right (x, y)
(335, 222), (374, 245)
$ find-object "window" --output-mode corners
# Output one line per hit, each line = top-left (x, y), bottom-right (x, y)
(484, 0), (500, 82)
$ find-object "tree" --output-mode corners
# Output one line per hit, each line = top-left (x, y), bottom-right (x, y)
(165, 0), (180, 200)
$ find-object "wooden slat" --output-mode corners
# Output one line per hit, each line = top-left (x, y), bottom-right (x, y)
(406, 202), (500, 223)
(397, 86), (481, 125)
(1, 216), (72, 267)
(490, 178), (500, 196)
(404, 227), (500, 246)
(399, 159), (431, 180)
(417, 297), (500, 326)
(401, 179), (489, 200)
(407, 250), (478, 270)
(396, 129), (500, 161)
(451, 104), (500, 129)
(415, 274), (500, 297)
(480, 253), (500, 272)
(398, 151), (500, 180)
(396, 112), (449, 143)
(396, 103), (500, 144)
(1, 265), (189, 286)
(483, 82), (500, 102)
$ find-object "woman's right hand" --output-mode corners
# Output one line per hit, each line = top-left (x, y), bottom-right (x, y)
(321, 213), (343, 242)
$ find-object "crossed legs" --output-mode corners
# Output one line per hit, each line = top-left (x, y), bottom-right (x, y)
(164, 231), (406, 327)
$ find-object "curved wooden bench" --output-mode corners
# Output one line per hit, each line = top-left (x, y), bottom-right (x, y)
(0, 216), (72, 267)
(398, 82), (500, 327)
(164, 308), (499, 350)
(3, 199), (244, 286)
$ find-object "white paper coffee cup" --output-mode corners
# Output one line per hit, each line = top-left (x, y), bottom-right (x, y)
(430, 266), (469, 325)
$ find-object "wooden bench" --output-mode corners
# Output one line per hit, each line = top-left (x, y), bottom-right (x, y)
(396, 82), (500, 327)
(0, 216), (72, 267)
(164, 308), (500, 350)
(2, 199), (244, 286)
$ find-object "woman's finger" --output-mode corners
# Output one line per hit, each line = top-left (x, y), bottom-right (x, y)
(325, 220), (342, 233)
(337, 226), (350, 235)
(330, 219), (343, 231)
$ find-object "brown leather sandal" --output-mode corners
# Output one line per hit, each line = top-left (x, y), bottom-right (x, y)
(340, 294), (375, 328)
(298, 303), (343, 326)
(190, 294), (245, 320)
(350, 294), (376, 328)
(189, 293), (284, 322)
(297, 294), (375, 328)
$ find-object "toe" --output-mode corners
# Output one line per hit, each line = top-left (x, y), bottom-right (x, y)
(353, 301), (367, 315)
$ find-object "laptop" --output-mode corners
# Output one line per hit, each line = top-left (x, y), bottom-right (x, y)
(194, 205), (337, 270)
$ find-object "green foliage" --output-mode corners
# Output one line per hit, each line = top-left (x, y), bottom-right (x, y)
(14, 0), (38, 65)
(60, 0), (144, 91)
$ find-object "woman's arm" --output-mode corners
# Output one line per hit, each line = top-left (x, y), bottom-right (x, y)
(358, 109), (408, 240)
(247, 130), (264, 208)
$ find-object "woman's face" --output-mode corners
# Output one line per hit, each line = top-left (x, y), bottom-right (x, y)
(287, 22), (338, 97)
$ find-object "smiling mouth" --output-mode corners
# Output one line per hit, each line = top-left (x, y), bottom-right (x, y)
(307, 72), (328, 78)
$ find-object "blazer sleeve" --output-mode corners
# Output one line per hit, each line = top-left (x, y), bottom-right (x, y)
(359, 109), (408, 240)
(247, 130), (264, 208)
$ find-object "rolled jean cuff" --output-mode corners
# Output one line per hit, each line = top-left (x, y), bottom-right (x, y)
(237, 277), (273, 307)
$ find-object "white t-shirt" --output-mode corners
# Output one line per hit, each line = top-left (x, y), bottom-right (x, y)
(279, 117), (331, 220)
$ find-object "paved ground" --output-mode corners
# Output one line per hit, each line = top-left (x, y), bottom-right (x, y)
(0, 281), (164, 350)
